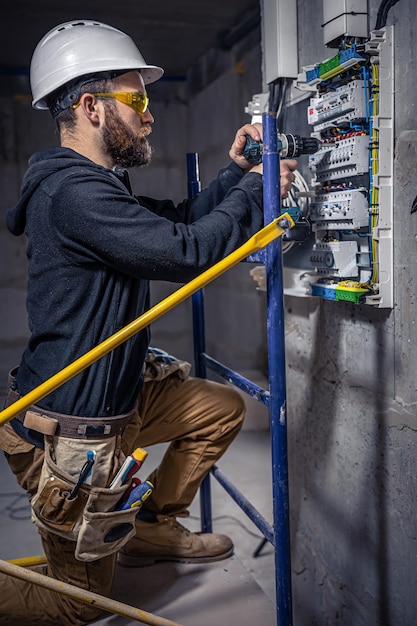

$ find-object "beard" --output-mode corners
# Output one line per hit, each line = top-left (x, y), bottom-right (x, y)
(102, 102), (153, 168)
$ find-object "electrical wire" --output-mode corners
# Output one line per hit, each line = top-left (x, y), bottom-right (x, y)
(249, 167), (311, 293)
(188, 514), (269, 543)
(276, 79), (290, 125)
(0, 492), (31, 521)
(282, 169), (311, 253)
(375, 0), (401, 29)
(370, 63), (380, 285)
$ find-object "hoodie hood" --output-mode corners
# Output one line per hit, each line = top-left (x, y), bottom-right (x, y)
(7, 147), (103, 236)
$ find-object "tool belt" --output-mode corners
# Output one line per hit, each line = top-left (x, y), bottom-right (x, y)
(6, 368), (134, 439)
(5, 369), (141, 562)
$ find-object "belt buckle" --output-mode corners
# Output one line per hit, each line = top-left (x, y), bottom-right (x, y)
(77, 424), (112, 436)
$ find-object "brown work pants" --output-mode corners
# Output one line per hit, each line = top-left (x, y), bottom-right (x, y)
(0, 376), (245, 625)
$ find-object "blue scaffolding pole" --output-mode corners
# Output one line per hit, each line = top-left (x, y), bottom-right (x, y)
(189, 110), (293, 625)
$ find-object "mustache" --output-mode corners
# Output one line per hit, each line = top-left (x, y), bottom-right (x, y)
(140, 126), (152, 137)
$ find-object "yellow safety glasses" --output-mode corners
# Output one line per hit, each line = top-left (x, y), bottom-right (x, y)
(72, 92), (149, 115)
(93, 92), (149, 115)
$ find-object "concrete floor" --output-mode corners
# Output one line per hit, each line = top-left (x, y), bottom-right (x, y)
(0, 429), (278, 626)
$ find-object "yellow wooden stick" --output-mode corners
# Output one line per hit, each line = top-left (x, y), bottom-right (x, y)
(0, 213), (294, 426)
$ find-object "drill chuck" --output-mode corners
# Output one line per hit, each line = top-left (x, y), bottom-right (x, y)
(278, 133), (320, 158)
(243, 133), (320, 163)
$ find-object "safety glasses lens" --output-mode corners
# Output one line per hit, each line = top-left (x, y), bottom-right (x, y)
(129, 93), (149, 115)
(92, 93), (149, 115)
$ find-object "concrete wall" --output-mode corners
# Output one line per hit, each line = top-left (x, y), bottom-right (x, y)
(283, 2), (417, 625)
(0, 1), (416, 624)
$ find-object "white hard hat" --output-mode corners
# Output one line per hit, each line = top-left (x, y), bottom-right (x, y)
(30, 20), (164, 110)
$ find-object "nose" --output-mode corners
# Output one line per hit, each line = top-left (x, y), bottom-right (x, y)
(141, 108), (154, 124)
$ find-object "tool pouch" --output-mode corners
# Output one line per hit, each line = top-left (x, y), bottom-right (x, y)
(31, 436), (139, 562)
(144, 347), (191, 382)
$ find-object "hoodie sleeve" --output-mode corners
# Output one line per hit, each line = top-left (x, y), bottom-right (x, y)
(50, 164), (264, 283)
(136, 161), (246, 223)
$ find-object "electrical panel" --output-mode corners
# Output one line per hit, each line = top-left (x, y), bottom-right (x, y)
(303, 28), (394, 307)
(248, 27), (394, 308)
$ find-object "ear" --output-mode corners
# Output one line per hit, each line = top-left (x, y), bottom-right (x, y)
(78, 93), (101, 123)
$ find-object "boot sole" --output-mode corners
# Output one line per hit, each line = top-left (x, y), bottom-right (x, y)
(117, 546), (234, 568)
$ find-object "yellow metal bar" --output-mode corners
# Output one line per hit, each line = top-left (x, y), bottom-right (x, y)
(7, 555), (47, 568)
(0, 213), (294, 426)
(0, 559), (183, 626)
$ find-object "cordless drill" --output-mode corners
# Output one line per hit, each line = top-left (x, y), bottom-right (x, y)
(243, 133), (320, 164)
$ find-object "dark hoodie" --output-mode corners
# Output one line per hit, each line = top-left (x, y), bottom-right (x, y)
(7, 147), (263, 443)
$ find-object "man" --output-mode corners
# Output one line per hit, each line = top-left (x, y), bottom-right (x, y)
(0, 20), (297, 625)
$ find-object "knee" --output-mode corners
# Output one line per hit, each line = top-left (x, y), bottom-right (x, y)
(217, 384), (246, 432)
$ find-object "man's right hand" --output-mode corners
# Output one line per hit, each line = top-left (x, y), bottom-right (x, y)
(279, 159), (297, 199)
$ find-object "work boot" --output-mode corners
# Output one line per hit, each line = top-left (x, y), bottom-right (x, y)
(118, 514), (234, 567)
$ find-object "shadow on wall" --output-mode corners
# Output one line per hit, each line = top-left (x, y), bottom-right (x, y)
(286, 296), (393, 625)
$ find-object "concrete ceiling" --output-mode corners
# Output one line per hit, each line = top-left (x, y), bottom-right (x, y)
(2, 2), (260, 79)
